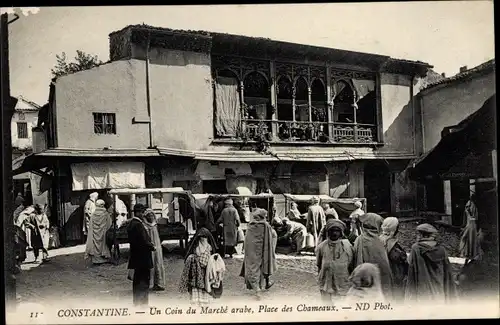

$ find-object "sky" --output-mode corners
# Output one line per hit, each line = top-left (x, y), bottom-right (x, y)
(5, 2), (495, 105)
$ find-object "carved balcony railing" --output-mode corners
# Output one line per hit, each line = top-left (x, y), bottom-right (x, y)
(238, 119), (377, 144)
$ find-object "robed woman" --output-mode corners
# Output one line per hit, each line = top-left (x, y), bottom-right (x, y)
(379, 217), (408, 299)
(352, 213), (393, 299)
(85, 199), (112, 265)
(143, 208), (166, 291)
(179, 228), (218, 305)
(240, 208), (277, 299)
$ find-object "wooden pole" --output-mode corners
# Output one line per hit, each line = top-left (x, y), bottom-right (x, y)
(1, 12), (17, 310)
(112, 194), (118, 264)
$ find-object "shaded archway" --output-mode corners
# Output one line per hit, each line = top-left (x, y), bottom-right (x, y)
(277, 76), (293, 121)
(244, 71), (270, 120)
(311, 79), (327, 122)
(294, 77), (309, 122)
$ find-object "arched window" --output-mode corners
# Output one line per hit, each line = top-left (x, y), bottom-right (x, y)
(277, 76), (293, 121)
(217, 69), (239, 79)
(311, 79), (327, 122)
(333, 80), (355, 123)
(294, 77), (309, 122)
(244, 72), (270, 120)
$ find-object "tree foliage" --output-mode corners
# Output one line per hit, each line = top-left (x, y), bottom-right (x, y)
(51, 50), (103, 78)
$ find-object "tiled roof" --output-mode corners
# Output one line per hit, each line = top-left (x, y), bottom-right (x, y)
(15, 96), (41, 111)
(110, 24), (430, 69)
(389, 58), (432, 68)
(420, 59), (495, 92)
(418, 69), (446, 91)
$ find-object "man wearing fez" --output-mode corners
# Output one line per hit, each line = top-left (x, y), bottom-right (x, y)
(128, 203), (155, 306)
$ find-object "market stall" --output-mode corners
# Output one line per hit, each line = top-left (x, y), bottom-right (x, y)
(108, 187), (199, 262)
(277, 193), (367, 225)
(192, 193), (275, 226)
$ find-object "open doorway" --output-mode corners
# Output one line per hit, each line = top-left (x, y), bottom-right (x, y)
(364, 160), (391, 214)
(202, 180), (227, 194)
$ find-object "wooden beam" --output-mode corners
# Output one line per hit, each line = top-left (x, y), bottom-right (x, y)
(1, 12), (16, 308)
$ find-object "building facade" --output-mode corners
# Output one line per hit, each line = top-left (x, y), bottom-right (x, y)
(10, 96), (47, 205)
(414, 59), (496, 226)
(20, 25), (435, 243)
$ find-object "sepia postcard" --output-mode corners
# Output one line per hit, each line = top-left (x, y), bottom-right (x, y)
(1, 2), (498, 324)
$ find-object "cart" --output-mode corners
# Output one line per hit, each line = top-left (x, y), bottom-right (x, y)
(192, 193), (275, 226)
(278, 194), (367, 226)
(108, 187), (199, 263)
(192, 193), (275, 252)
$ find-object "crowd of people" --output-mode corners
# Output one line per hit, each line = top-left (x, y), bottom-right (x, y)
(12, 190), (488, 308)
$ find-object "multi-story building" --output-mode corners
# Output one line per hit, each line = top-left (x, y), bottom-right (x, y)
(411, 59), (496, 227)
(16, 25), (437, 243)
(11, 95), (44, 204)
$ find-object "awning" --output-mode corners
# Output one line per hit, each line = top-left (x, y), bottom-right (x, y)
(193, 149), (417, 163)
(156, 147), (195, 158)
(283, 194), (335, 202)
(35, 148), (160, 157)
(12, 153), (54, 176)
(109, 187), (187, 195)
(235, 187), (253, 196)
(410, 94), (496, 180)
(71, 162), (146, 191)
(12, 148), (162, 176)
(194, 151), (278, 162)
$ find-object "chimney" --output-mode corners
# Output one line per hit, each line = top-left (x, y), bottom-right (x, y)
(108, 27), (132, 61)
(441, 73), (446, 78)
(459, 66), (468, 73)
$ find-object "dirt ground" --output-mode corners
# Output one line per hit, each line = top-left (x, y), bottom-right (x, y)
(15, 243), (321, 305)
(16, 220), (498, 305)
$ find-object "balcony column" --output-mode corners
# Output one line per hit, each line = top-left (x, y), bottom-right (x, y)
(308, 87), (312, 121)
(326, 67), (334, 142)
(240, 80), (245, 136)
(270, 61), (278, 141)
(239, 80), (245, 109)
(353, 91), (358, 142)
(307, 67), (312, 122)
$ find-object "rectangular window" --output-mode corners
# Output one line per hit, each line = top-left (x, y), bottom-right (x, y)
(93, 113), (116, 135)
(17, 122), (28, 139)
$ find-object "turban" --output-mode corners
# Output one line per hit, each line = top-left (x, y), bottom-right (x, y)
(89, 192), (99, 201)
(224, 198), (233, 205)
(354, 201), (363, 209)
(272, 216), (282, 225)
(379, 217), (399, 250)
(381, 217), (399, 237)
(416, 223), (438, 234)
(325, 218), (346, 233)
(349, 263), (381, 289)
(359, 213), (384, 232)
(133, 203), (147, 213)
(311, 196), (320, 203)
(251, 208), (268, 220)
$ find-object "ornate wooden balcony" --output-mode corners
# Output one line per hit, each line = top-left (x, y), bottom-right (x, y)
(239, 119), (377, 144)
